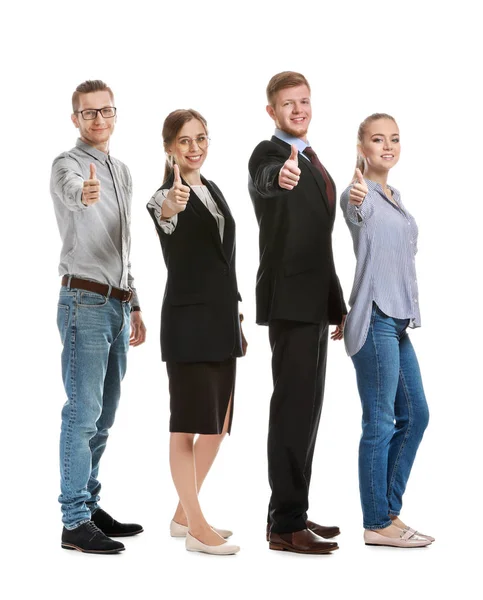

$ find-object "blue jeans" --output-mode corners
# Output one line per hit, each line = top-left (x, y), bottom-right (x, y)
(57, 286), (130, 529)
(351, 304), (429, 529)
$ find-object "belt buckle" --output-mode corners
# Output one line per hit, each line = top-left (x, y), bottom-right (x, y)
(123, 288), (133, 303)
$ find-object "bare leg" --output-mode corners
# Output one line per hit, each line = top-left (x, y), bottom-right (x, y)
(169, 432), (225, 546)
(173, 397), (232, 527)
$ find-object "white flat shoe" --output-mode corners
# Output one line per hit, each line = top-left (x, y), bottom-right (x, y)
(170, 520), (233, 539)
(185, 532), (240, 555)
(364, 528), (431, 548)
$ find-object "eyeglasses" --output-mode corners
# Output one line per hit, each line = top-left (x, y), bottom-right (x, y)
(76, 107), (117, 120)
(177, 135), (210, 151)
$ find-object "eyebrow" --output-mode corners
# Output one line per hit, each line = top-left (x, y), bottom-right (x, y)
(371, 133), (399, 137)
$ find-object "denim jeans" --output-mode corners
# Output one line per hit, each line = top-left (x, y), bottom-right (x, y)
(57, 285), (130, 529)
(351, 304), (429, 529)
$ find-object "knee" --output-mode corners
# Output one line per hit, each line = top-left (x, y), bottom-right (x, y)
(416, 404), (430, 436)
(201, 432), (226, 447)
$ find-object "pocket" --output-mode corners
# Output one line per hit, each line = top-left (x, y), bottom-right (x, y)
(57, 304), (70, 343)
(78, 291), (109, 307)
(283, 256), (320, 277)
(170, 292), (206, 306)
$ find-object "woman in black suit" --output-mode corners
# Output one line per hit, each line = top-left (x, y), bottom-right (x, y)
(147, 109), (246, 555)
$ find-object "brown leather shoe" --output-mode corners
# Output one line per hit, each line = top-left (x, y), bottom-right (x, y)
(266, 520), (340, 541)
(269, 529), (339, 554)
(306, 520), (340, 539)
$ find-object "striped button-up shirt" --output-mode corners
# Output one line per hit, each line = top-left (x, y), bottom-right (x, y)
(51, 139), (139, 307)
(340, 179), (420, 357)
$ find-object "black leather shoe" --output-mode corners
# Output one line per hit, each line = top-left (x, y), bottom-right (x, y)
(266, 520), (340, 541)
(91, 507), (143, 537)
(61, 521), (125, 554)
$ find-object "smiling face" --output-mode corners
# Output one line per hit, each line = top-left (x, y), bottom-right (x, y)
(266, 84), (312, 141)
(167, 118), (208, 176)
(71, 90), (116, 151)
(359, 118), (400, 174)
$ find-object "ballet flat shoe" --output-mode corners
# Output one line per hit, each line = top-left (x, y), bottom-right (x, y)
(185, 532), (240, 555)
(364, 528), (432, 548)
(170, 520), (232, 539)
(404, 527), (435, 543)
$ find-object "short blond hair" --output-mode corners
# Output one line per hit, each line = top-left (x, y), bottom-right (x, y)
(266, 71), (311, 105)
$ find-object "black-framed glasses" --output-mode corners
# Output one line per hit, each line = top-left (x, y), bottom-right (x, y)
(177, 135), (210, 151)
(76, 107), (117, 120)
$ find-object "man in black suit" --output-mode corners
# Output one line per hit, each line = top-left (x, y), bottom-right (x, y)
(248, 71), (346, 554)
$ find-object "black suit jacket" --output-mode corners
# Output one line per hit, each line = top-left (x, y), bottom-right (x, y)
(248, 136), (346, 325)
(147, 172), (243, 362)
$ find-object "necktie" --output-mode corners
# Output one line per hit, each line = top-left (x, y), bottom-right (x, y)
(303, 146), (335, 211)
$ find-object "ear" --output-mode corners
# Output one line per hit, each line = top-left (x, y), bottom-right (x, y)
(357, 143), (365, 160)
(266, 104), (276, 121)
(71, 113), (80, 129)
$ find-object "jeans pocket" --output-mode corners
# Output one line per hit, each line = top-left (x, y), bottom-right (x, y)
(78, 291), (109, 307)
(57, 304), (70, 344)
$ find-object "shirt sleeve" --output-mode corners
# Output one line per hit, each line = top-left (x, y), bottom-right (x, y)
(147, 189), (178, 234)
(51, 154), (87, 212)
(125, 168), (140, 309)
(340, 186), (376, 226)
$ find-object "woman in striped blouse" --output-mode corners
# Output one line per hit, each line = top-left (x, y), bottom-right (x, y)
(340, 113), (432, 548)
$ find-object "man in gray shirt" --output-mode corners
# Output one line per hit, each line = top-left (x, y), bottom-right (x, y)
(51, 80), (146, 554)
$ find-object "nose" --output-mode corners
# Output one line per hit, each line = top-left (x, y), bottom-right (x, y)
(383, 138), (393, 150)
(94, 111), (106, 125)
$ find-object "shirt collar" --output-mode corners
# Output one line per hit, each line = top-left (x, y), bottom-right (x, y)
(76, 138), (109, 165)
(274, 128), (309, 154)
(365, 178), (400, 202)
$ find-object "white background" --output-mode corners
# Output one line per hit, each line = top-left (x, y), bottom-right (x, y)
(1, 1), (481, 598)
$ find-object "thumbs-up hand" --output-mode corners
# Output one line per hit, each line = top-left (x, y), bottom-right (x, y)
(162, 164), (191, 219)
(82, 162), (101, 206)
(349, 168), (368, 206)
(278, 144), (301, 190)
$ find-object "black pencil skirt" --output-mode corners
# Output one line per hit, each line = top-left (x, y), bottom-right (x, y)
(166, 357), (236, 434)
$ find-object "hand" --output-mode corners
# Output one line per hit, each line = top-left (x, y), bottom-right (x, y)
(130, 311), (147, 347)
(162, 164), (191, 218)
(82, 163), (100, 206)
(278, 144), (301, 190)
(349, 168), (368, 206)
(330, 315), (346, 341)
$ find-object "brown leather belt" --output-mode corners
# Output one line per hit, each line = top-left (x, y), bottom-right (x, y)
(61, 275), (133, 303)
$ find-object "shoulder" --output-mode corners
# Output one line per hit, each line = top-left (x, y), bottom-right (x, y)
(205, 179), (223, 196)
(251, 139), (286, 157)
(51, 148), (82, 170)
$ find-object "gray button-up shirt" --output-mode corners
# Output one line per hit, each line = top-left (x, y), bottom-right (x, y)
(50, 139), (139, 307)
(340, 179), (420, 357)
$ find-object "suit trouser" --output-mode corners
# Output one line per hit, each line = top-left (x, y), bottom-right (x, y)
(267, 319), (328, 534)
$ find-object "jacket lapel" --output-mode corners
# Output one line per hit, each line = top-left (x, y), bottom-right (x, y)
(202, 177), (235, 264)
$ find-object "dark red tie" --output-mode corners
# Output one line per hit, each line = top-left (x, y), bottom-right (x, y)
(303, 146), (335, 211)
